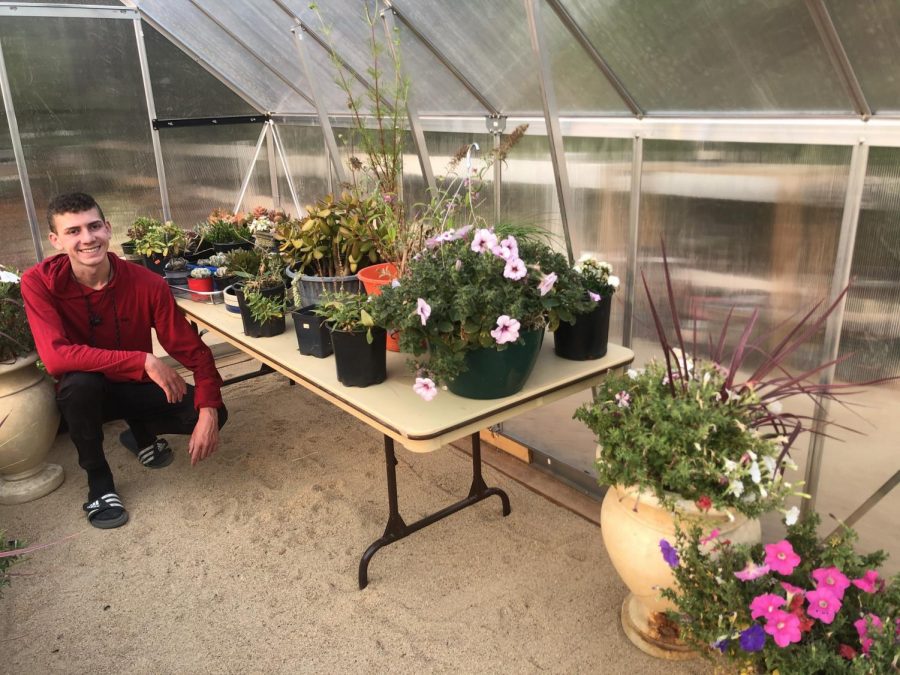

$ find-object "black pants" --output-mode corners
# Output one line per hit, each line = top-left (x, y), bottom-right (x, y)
(56, 372), (229, 500)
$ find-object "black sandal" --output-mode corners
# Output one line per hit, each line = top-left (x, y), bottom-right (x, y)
(120, 431), (174, 469)
(83, 492), (129, 529)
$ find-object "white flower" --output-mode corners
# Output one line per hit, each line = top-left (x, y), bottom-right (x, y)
(413, 377), (438, 402)
(470, 228), (498, 254)
(503, 257), (527, 280)
(728, 479), (745, 497)
(626, 368), (639, 380)
(608, 275), (620, 288)
(784, 506), (800, 526)
(761, 456), (777, 479)
(723, 459), (739, 473)
(768, 400), (783, 415)
(490, 315), (520, 345)
(537, 271), (557, 296)
(390, 279), (401, 288)
(749, 461), (761, 484)
(0, 270), (20, 283)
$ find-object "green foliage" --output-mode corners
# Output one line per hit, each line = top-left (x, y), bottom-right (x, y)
(662, 514), (899, 673)
(574, 255), (619, 297)
(127, 216), (159, 243)
(222, 248), (263, 277)
(189, 267), (211, 279)
(0, 532), (23, 598)
(0, 267), (33, 363)
(370, 230), (592, 386)
(200, 208), (252, 244)
(575, 360), (797, 518)
(132, 220), (186, 257)
(314, 290), (376, 343)
(243, 289), (284, 324)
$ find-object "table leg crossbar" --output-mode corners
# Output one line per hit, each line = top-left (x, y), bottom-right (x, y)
(358, 432), (511, 589)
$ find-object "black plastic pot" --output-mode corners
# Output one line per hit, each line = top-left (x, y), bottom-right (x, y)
(330, 326), (386, 387)
(164, 269), (189, 287)
(235, 283), (286, 338)
(121, 240), (136, 255)
(553, 295), (612, 360)
(213, 274), (238, 291)
(184, 246), (214, 263)
(212, 241), (254, 254)
(143, 252), (170, 276)
(291, 306), (332, 358)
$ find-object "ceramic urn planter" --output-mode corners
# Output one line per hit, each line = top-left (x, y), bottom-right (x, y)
(600, 482), (761, 660)
(0, 352), (64, 504)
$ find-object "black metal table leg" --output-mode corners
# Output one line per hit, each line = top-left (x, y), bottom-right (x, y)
(358, 432), (511, 589)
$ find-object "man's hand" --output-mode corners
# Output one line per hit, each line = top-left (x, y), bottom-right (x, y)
(144, 354), (187, 403)
(188, 407), (219, 466)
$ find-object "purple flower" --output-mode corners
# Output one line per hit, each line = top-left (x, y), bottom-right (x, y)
(471, 228), (497, 254)
(739, 624), (766, 653)
(659, 539), (679, 568)
(416, 298), (431, 326)
(588, 291), (602, 302)
(490, 315), (520, 345)
(537, 272), (557, 296)
(713, 638), (729, 654)
(503, 257), (527, 280)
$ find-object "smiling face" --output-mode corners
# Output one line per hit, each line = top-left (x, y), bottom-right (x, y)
(48, 207), (112, 275)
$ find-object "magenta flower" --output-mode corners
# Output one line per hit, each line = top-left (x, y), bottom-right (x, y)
(764, 610), (802, 647)
(490, 315), (520, 345)
(700, 528), (721, 545)
(851, 570), (880, 594)
(780, 581), (805, 598)
(812, 567), (850, 600)
(416, 298), (431, 326)
(750, 593), (785, 620)
(659, 539), (679, 568)
(854, 614), (883, 655)
(764, 540), (801, 575)
(614, 391), (631, 408)
(588, 291), (602, 302)
(503, 257), (527, 280)
(471, 228), (498, 253)
(537, 271), (557, 296)
(806, 588), (841, 624)
(492, 235), (518, 260)
(413, 377), (438, 402)
(734, 561), (771, 582)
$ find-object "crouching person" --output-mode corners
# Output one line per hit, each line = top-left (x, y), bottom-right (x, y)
(21, 192), (228, 529)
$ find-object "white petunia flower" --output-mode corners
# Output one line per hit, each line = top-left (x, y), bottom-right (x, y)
(0, 270), (20, 283)
(761, 455), (777, 479)
(608, 275), (620, 288)
(749, 461), (762, 484)
(784, 506), (800, 526)
(626, 368), (639, 380)
(728, 479), (745, 497)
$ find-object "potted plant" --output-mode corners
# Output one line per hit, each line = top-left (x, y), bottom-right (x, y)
(247, 205), (288, 250)
(553, 255), (620, 360)
(133, 219), (186, 275)
(0, 266), (64, 504)
(234, 254), (286, 338)
(290, 305), (332, 359)
(573, 244), (884, 657)
(187, 267), (213, 302)
(182, 229), (214, 263)
(371, 225), (590, 401)
(201, 209), (252, 253)
(661, 512), (899, 672)
(163, 256), (189, 287)
(314, 290), (385, 387)
(122, 217), (154, 260)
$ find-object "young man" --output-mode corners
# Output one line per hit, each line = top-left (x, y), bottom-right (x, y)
(21, 192), (227, 529)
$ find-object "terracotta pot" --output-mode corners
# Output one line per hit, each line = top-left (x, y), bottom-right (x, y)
(358, 263), (400, 352)
(600, 482), (760, 660)
(0, 353), (64, 504)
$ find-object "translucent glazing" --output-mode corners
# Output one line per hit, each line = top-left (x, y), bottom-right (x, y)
(0, 103), (37, 269)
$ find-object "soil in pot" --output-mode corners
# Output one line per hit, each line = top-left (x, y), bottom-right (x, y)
(330, 327), (386, 387)
(448, 329), (544, 399)
(554, 295), (612, 360)
(235, 284), (286, 338)
(291, 306), (332, 358)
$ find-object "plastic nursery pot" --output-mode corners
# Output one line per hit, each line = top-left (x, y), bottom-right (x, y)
(143, 252), (170, 276)
(187, 276), (214, 302)
(121, 240), (136, 255)
(297, 273), (362, 308)
(358, 263), (401, 352)
(235, 284), (286, 338)
(447, 329), (545, 400)
(553, 295), (612, 361)
(164, 269), (189, 287)
(291, 306), (332, 358)
(222, 284), (241, 314)
(184, 247), (215, 263)
(329, 326), (387, 387)
(213, 274), (238, 291)
(212, 241), (249, 254)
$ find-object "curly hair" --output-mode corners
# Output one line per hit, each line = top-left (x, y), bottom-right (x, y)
(47, 192), (105, 232)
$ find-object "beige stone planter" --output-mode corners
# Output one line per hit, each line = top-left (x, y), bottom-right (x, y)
(0, 352), (64, 504)
(601, 483), (760, 659)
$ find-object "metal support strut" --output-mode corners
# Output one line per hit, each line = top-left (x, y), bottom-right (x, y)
(358, 432), (511, 589)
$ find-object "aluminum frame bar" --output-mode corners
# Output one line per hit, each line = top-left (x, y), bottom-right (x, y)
(266, 122), (280, 208)
(826, 471), (900, 539)
(544, 0), (643, 118)
(0, 3), (135, 19)
(186, 0), (314, 109)
(380, 6), (435, 193)
(524, 0), (575, 263)
(133, 18), (171, 221)
(233, 122), (270, 214)
(804, 0), (872, 119)
(271, 122), (303, 218)
(383, 0), (499, 116)
(801, 141), (869, 517)
(292, 24), (348, 185)
(0, 36), (42, 262)
(622, 136), (643, 348)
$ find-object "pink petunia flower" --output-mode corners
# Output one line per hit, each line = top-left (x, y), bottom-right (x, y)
(806, 588), (842, 624)
(764, 610), (803, 647)
(614, 391), (631, 408)
(780, 581), (805, 598)
(537, 272), (557, 296)
(416, 298), (431, 326)
(764, 540), (801, 576)
(413, 377), (438, 402)
(854, 614), (883, 655)
(471, 228), (498, 254)
(490, 315), (520, 345)
(735, 561), (771, 582)
(588, 291), (602, 302)
(503, 257), (527, 280)
(851, 570), (880, 594)
(749, 593), (785, 620)
(812, 567), (850, 600)
(492, 235), (518, 260)
(700, 528), (720, 545)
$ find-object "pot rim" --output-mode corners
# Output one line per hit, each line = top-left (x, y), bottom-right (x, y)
(0, 351), (39, 376)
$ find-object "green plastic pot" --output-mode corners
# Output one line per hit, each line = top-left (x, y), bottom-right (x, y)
(447, 329), (545, 400)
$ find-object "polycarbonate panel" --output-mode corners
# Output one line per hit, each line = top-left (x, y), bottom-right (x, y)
(272, 121), (330, 214)
(0, 16), (160, 252)
(0, 104), (37, 270)
(826, 0), (900, 114)
(561, 0), (853, 113)
(161, 123), (273, 229)
(138, 0), (312, 113)
(143, 22), (256, 118)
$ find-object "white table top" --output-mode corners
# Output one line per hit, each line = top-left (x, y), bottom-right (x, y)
(179, 299), (634, 453)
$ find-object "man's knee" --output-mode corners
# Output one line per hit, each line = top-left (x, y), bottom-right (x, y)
(57, 372), (106, 407)
(217, 404), (229, 430)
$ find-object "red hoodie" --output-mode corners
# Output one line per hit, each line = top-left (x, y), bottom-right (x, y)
(21, 253), (223, 409)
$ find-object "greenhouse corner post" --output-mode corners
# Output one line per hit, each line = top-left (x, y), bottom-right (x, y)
(524, 0), (575, 264)
(622, 136), (643, 350)
(0, 37), (43, 262)
(801, 141), (869, 518)
(133, 18), (171, 221)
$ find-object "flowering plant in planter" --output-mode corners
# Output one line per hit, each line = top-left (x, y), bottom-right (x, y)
(370, 226), (592, 400)
(0, 267), (33, 363)
(660, 512), (899, 673)
(573, 254), (619, 301)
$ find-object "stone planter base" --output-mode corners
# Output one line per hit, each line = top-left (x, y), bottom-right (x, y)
(620, 594), (695, 661)
(0, 462), (64, 505)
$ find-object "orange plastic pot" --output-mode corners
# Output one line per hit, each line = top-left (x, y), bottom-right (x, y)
(358, 262), (401, 352)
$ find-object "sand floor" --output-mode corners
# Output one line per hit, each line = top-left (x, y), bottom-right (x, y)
(0, 370), (711, 674)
